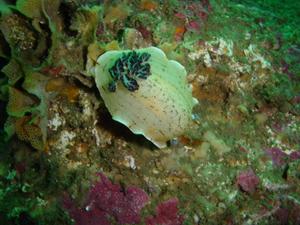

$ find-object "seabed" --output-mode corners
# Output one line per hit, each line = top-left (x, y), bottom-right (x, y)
(0, 0), (299, 224)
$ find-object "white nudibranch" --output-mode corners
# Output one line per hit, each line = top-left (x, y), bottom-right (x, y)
(92, 47), (198, 148)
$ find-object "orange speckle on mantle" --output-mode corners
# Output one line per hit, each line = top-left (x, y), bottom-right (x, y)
(61, 85), (80, 102)
(42, 65), (65, 77)
(179, 135), (201, 147)
(140, 0), (158, 11)
(46, 78), (79, 102)
(45, 78), (65, 92)
(76, 143), (89, 154)
(174, 26), (186, 40)
(104, 4), (130, 24)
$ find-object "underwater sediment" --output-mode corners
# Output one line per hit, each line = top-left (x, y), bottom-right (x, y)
(0, 0), (300, 224)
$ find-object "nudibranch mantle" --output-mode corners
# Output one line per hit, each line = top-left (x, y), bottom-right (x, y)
(94, 47), (198, 148)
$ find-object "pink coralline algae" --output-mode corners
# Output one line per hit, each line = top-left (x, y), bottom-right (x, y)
(145, 198), (184, 225)
(236, 169), (260, 194)
(281, 60), (296, 80)
(174, 12), (186, 20)
(265, 147), (300, 166)
(186, 21), (200, 31)
(187, 1), (211, 20)
(137, 25), (152, 39)
(265, 147), (288, 167)
(174, 1), (211, 33)
(274, 203), (300, 225)
(274, 208), (289, 225)
(63, 173), (149, 225)
(292, 95), (300, 104)
(289, 150), (300, 161)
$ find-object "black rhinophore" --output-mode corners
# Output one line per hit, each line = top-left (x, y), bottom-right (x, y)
(108, 51), (151, 92)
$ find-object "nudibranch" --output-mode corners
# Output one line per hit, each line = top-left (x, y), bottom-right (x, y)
(93, 47), (198, 148)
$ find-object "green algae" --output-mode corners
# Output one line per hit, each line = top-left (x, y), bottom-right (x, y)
(0, 0), (299, 224)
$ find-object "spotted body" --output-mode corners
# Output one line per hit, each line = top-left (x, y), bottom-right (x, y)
(94, 47), (198, 148)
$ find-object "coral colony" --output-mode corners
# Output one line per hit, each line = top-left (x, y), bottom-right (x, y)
(108, 51), (151, 92)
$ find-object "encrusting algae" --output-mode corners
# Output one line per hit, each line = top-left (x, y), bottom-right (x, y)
(0, 0), (300, 224)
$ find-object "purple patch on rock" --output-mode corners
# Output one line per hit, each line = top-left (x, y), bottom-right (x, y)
(280, 60), (296, 79)
(174, 12), (186, 20)
(236, 169), (260, 194)
(274, 207), (289, 225)
(265, 147), (288, 166)
(292, 95), (300, 104)
(63, 195), (109, 225)
(63, 173), (149, 225)
(289, 150), (300, 161)
(145, 198), (184, 225)
(271, 122), (284, 132)
(187, 21), (201, 31)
